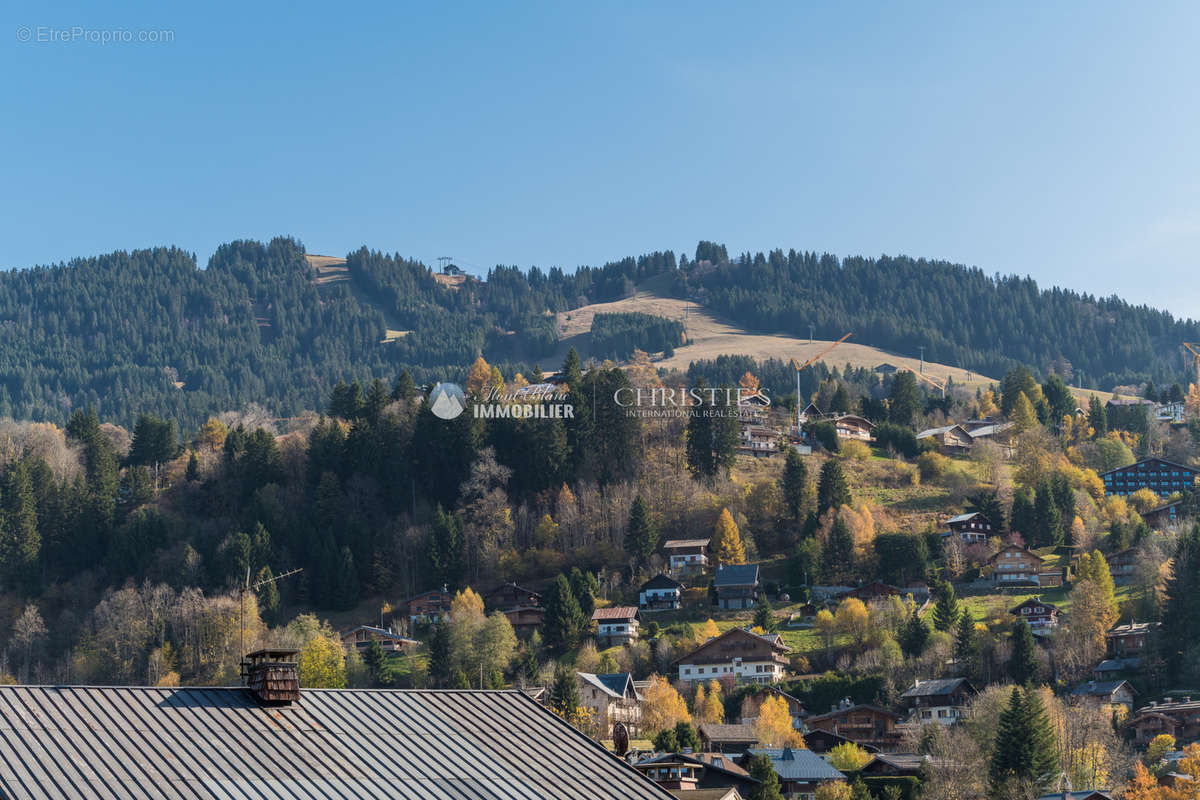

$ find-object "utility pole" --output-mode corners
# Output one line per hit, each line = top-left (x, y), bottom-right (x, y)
(436, 256), (454, 273)
(809, 325), (814, 344)
(919, 346), (925, 374)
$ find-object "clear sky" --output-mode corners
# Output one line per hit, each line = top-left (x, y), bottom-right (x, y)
(3, 1), (1199, 318)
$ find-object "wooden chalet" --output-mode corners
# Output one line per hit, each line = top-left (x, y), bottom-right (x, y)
(942, 512), (994, 545)
(804, 700), (903, 752)
(578, 672), (643, 736)
(405, 587), (453, 624)
(1106, 621), (1158, 658)
(1010, 597), (1060, 632)
(483, 582), (542, 611)
(989, 546), (1045, 585)
(592, 606), (640, 645)
(675, 627), (790, 685)
(338, 625), (419, 656)
(633, 752), (757, 795)
(1129, 695), (1200, 745)
(639, 573), (683, 611)
(1069, 680), (1135, 714)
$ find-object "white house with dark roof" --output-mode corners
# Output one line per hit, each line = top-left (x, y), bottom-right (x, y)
(639, 573), (683, 611)
(675, 627), (790, 685)
(900, 677), (976, 726)
(662, 538), (710, 574)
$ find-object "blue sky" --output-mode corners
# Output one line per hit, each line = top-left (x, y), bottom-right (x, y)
(3, 1), (1199, 317)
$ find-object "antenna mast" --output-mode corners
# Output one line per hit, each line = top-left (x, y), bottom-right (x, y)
(239, 566), (303, 684)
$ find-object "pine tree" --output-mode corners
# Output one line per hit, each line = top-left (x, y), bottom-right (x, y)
(0, 460), (40, 589)
(780, 447), (808, 519)
(888, 371), (922, 428)
(543, 574), (586, 655)
(711, 508), (746, 565)
(624, 495), (658, 568)
(427, 623), (453, 688)
(754, 596), (777, 632)
(568, 568), (597, 619)
(821, 516), (855, 581)
(900, 611), (930, 657)
(746, 752), (784, 800)
(1010, 489), (1036, 541)
(255, 566), (281, 624)
(817, 459), (851, 515)
(932, 581), (960, 632)
(363, 639), (385, 681)
(391, 370), (417, 401)
(1008, 617), (1040, 685)
(428, 506), (464, 590)
(1161, 523), (1200, 679)
(185, 451), (199, 482)
(954, 610), (979, 677)
(549, 665), (583, 723)
(1033, 481), (1062, 547)
(1088, 395), (1108, 438)
(989, 687), (1057, 796)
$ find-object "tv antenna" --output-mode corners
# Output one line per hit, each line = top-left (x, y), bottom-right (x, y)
(239, 566), (303, 684)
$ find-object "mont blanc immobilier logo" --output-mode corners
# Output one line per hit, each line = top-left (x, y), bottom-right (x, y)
(429, 381), (574, 420)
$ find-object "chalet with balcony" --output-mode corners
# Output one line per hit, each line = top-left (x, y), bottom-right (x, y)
(942, 512), (995, 545)
(405, 587), (453, 625)
(482, 582), (542, 611)
(1107, 621), (1159, 658)
(675, 627), (790, 685)
(804, 700), (903, 752)
(830, 413), (875, 442)
(592, 606), (640, 646)
(1144, 498), (1187, 530)
(638, 573), (683, 611)
(1101, 457), (1199, 499)
(1106, 547), (1138, 585)
(1129, 696), (1200, 745)
(577, 672), (642, 736)
(338, 625), (419, 657)
(714, 564), (760, 610)
(900, 678), (976, 726)
(662, 538), (710, 574)
(1010, 597), (1060, 632)
(739, 424), (779, 458)
(989, 546), (1045, 585)
(633, 752), (757, 795)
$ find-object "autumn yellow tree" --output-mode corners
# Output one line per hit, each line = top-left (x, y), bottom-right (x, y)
(753, 694), (804, 747)
(827, 742), (872, 771)
(835, 597), (870, 648)
(814, 780), (852, 800)
(814, 609), (836, 653)
(711, 508), (746, 565)
(298, 634), (346, 689)
(697, 680), (724, 724)
(466, 356), (492, 398)
(693, 618), (721, 645)
(739, 372), (760, 391)
(641, 674), (691, 733)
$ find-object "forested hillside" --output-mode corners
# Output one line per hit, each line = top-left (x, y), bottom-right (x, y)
(0, 237), (1195, 428)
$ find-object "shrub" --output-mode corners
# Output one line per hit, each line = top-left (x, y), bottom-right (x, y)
(840, 439), (870, 461)
(917, 451), (950, 481)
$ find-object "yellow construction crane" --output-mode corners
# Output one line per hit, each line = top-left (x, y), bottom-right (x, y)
(791, 332), (852, 431)
(1184, 342), (1200, 385)
(900, 367), (947, 399)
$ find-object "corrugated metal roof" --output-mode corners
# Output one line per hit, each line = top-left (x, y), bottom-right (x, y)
(745, 748), (845, 781)
(0, 686), (675, 800)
